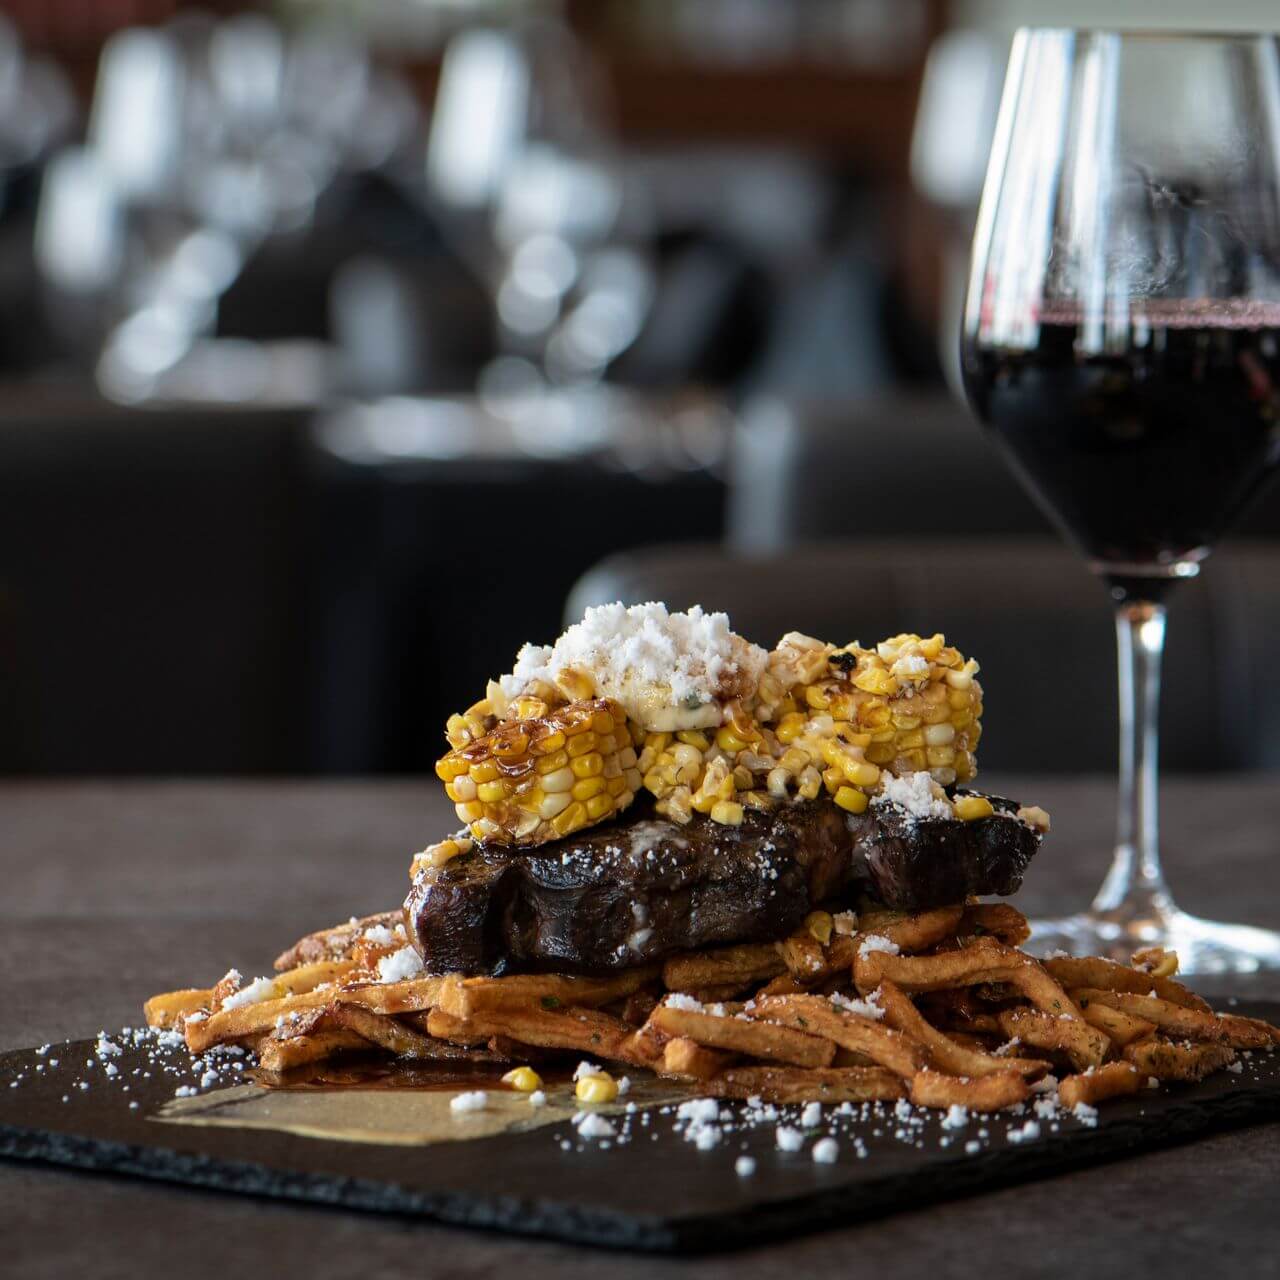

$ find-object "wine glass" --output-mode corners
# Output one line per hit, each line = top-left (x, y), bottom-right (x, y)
(961, 29), (1280, 973)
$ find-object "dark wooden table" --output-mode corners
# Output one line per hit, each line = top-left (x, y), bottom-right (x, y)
(4, 777), (1279, 1277)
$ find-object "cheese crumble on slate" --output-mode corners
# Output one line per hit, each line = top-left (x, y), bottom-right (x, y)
(450, 1091), (488, 1114)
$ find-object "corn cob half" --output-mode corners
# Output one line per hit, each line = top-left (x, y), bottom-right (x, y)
(435, 697), (644, 846)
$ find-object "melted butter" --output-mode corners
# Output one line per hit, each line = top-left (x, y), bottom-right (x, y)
(151, 1071), (689, 1148)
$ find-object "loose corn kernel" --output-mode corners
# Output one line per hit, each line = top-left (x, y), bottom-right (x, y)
(502, 1066), (543, 1092)
(716, 727), (752, 754)
(806, 910), (834, 945)
(833, 785), (869, 814)
(576, 1073), (618, 1104)
(797, 766), (822, 800)
(953, 795), (993, 821)
(676, 730), (710, 750)
(710, 799), (744, 826)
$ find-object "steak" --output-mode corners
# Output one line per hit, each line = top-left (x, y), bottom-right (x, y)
(404, 793), (1042, 975)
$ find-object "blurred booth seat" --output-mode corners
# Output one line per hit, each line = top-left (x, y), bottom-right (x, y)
(566, 539), (1280, 774)
(727, 394), (1280, 548)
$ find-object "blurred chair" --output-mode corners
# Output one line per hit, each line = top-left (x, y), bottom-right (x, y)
(726, 394), (1280, 550)
(566, 539), (1280, 774)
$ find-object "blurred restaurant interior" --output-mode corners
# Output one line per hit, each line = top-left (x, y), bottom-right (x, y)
(1, 0), (1278, 779)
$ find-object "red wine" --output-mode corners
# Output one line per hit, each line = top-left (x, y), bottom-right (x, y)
(962, 302), (1280, 601)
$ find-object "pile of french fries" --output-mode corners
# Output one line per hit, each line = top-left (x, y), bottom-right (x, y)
(145, 901), (1279, 1112)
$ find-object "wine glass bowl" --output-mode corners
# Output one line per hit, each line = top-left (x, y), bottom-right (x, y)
(962, 29), (1280, 973)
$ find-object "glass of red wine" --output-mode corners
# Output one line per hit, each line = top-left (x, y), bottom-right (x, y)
(962, 29), (1280, 973)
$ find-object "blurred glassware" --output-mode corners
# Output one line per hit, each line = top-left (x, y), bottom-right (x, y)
(34, 12), (421, 405)
(426, 14), (655, 395)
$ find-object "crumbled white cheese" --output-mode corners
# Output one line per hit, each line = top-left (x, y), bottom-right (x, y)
(858, 934), (901, 959)
(664, 993), (705, 1013)
(800, 1101), (823, 1128)
(775, 1125), (805, 1152)
(832, 910), (859, 936)
(735, 1156), (757, 1177)
(498, 602), (768, 731)
(941, 1104), (969, 1130)
(830, 991), (885, 1020)
(873, 771), (955, 821)
(574, 1060), (603, 1081)
(1071, 1101), (1099, 1126)
(362, 924), (398, 946)
(450, 1090), (488, 1114)
(377, 947), (425, 983)
(528, 1090), (547, 1107)
(1007, 1119), (1041, 1144)
(577, 1113), (616, 1140)
(677, 1098), (721, 1124)
(812, 1137), (839, 1164)
(220, 976), (277, 1011)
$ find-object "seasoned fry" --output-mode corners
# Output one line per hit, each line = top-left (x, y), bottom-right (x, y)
(650, 1002), (835, 1068)
(273, 911), (403, 971)
(873, 905), (966, 955)
(275, 959), (360, 995)
(185, 989), (343, 1053)
(144, 988), (211, 1029)
(659, 1036), (733, 1080)
(663, 943), (785, 994)
(336, 977), (446, 1015)
(1124, 1037), (1237, 1082)
(856, 941), (1080, 1019)
(957, 903), (1031, 947)
(996, 1007), (1110, 1071)
(909, 1067), (1027, 1112)
(425, 1000), (633, 1059)
(875, 980), (1049, 1080)
(257, 1028), (371, 1073)
(1058, 1062), (1142, 1109)
(1078, 1001), (1156, 1048)
(441, 968), (659, 1018)
(704, 1065), (904, 1104)
(747, 994), (928, 1078)
(324, 1004), (450, 1058)
(1042, 956), (1211, 1013)
(1071, 988), (1273, 1050)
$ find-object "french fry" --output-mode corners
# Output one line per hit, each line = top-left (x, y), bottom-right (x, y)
(755, 973), (807, 998)
(424, 1008), (491, 1046)
(324, 1004), (451, 1059)
(144, 988), (211, 1029)
(909, 1067), (1027, 1112)
(856, 941), (1080, 1019)
(442, 968), (659, 1018)
(704, 1065), (904, 1104)
(957, 903), (1031, 947)
(746, 994), (928, 1079)
(275, 959), (359, 996)
(1070, 988), (1272, 1050)
(996, 1007), (1110, 1072)
(1124, 1037), (1237, 1082)
(875, 980), (1049, 1080)
(659, 1036), (734, 1080)
(1078, 1000), (1156, 1048)
(650, 1002), (835, 1068)
(1042, 956), (1211, 1013)
(872, 904), (966, 954)
(425, 1000), (632, 1059)
(663, 944), (784, 994)
(1058, 1062), (1142, 1109)
(185, 988), (343, 1053)
(273, 911), (404, 971)
(256, 1008), (374, 1072)
(335, 977), (446, 1015)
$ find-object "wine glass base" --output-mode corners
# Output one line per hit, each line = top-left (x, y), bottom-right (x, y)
(1025, 908), (1280, 975)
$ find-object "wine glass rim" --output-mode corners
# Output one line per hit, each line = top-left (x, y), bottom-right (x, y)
(1014, 26), (1279, 43)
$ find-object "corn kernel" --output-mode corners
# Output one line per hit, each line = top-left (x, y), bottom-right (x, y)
(833, 785), (869, 814)
(552, 802), (587, 836)
(716, 727), (751, 754)
(710, 799), (744, 826)
(476, 780), (506, 804)
(455, 801), (483, 822)
(566, 731), (598, 757)
(533, 729), (566, 755)
(502, 1066), (543, 1092)
(953, 795), (994, 821)
(591, 709), (615, 735)
(570, 751), (605, 778)
(585, 793), (614, 820)
(676, 730), (710, 750)
(806, 910), (834, 945)
(576, 1073), (618, 1104)
(435, 755), (470, 781)
(805, 685), (831, 710)
(469, 760), (500, 784)
(572, 776), (606, 802)
(535, 749), (570, 774)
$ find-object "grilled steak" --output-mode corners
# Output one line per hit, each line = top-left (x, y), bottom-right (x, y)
(405, 793), (1041, 974)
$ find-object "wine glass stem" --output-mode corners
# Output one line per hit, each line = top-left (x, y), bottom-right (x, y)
(1092, 600), (1174, 920)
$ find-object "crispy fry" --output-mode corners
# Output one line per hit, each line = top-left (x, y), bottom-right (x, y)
(275, 959), (360, 996)
(424, 1000), (632, 1059)
(1071, 988), (1273, 1050)
(256, 1008), (373, 1072)
(996, 1007), (1110, 1071)
(1058, 1062), (1142, 1109)
(335, 977), (446, 1015)
(324, 1004), (450, 1058)
(650, 1002), (835, 1068)
(875, 980), (1048, 1080)
(144, 988), (211, 1029)
(874, 904), (966, 954)
(778, 931), (837, 982)
(704, 1065), (904, 1104)
(185, 988), (342, 1053)
(958, 903), (1031, 947)
(1078, 1000), (1156, 1048)
(909, 1067), (1027, 1112)
(746, 994), (928, 1078)
(659, 1036), (734, 1080)
(755, 973), (807, 998)
(663, 943), (785, 994)
(442, 967), (659, 1018)
(424, 1007), (491, 1046)
(273, 911), (404, 971)
(1042, 956), (1211, 1013)
(856, 941), (1080, 1019)
(1124, 1037), (1237, 1082)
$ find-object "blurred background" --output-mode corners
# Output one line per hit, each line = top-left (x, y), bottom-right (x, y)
(1, 0), (1278, 780)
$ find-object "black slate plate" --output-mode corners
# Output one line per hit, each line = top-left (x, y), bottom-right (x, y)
(2, 1003), (1279, 1254)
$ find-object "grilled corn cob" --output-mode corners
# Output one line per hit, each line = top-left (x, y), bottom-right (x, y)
(435, 697), (644, 845)
(638, 632), (982, 826)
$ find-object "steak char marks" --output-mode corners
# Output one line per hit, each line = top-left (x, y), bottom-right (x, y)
(405, 794), (1041, 975)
